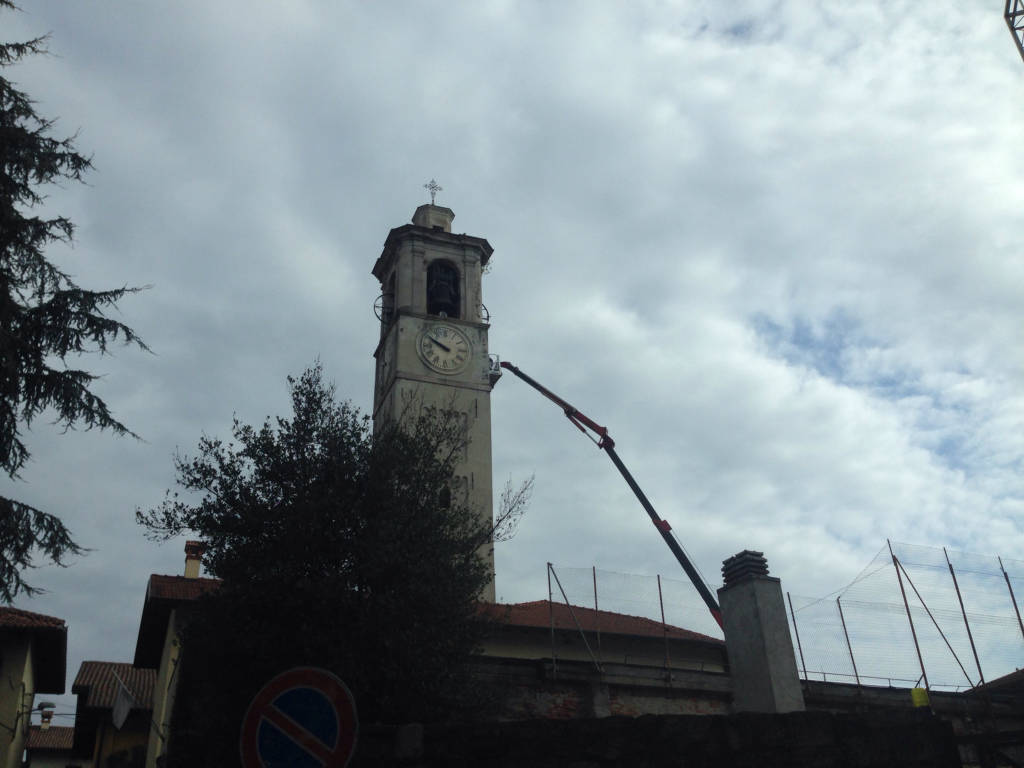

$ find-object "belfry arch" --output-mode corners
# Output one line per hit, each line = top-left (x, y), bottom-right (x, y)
(426, 259), (460, 319)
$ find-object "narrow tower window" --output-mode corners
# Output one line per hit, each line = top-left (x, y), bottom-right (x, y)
(426, 261), (460, 319)
(381, 272), (396, 326)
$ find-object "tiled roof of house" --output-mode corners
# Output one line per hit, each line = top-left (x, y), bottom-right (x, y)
(72, 662), (156, 711)
(0, 607), (67, 693)
(483, 600), (723, 644)
(27, 725), (74, 751)
(134, 574), (221, 668)
(147, 573), (221, 601)
(0, 606), (65, 630)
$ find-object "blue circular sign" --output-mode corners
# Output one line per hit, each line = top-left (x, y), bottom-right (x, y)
(240, 667), (358, 767)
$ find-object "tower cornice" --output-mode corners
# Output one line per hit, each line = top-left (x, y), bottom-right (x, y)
(372, 224), (493, 281)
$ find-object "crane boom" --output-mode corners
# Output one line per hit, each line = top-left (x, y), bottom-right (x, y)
(499, 361), (723, 630)
(1008, 0), (1024, 63)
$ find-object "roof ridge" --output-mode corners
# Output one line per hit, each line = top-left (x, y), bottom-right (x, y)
(483, 600), (722, 644)
(503, 600), (683, 628)
(79, 660), (147, 669)
(0, 606), (66, 627)
(73, 662), (158, 711)
(26, 724), (74, 750)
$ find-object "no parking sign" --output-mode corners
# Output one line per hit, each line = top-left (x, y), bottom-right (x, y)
(240, 667), (358, 767)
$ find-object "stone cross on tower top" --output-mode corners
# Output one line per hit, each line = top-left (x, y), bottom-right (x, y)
(424, 178), (442, 205)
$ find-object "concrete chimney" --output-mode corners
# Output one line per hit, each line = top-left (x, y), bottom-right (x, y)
(718, 550), (805, 713)
(184, 540), (204, 579)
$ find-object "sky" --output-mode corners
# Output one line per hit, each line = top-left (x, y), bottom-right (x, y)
(3, 0), (1023, 720)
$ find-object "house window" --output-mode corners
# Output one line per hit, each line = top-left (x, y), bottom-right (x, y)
(426, 261), (460, 319)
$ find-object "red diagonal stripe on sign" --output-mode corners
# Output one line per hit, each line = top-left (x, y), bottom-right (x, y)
(261, 704), (336, 765)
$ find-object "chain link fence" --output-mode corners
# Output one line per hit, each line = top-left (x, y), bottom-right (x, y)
(787, 541), (1024, 691)
(547, 564), (725, 642)
(550, 540), (1024, 692)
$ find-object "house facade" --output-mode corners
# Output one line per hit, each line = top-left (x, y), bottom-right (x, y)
(69, 661), (155, 768)
(0, 607), (66, 768)
(24, 724), (74, 768)
(132, 543), (218, 768)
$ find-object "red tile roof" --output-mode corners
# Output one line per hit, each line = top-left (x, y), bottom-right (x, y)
(147, 574), (220, 601)
(134, 574), (221, 668)
(72, 662), (156, 711)
(483, 600), (722, 644)
(27, 725), (74, 751)
(0, 607), (67, 693)
(0, 606), (65, 629)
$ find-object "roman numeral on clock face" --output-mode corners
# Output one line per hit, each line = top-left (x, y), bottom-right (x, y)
(420, 324), (471, 374)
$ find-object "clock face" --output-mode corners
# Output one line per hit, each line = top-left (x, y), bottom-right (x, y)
(418, 324), (471, 374)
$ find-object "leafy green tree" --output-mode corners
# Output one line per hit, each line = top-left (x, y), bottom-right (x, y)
(1, 1), (147, 602)
(137, 365), (527, 764)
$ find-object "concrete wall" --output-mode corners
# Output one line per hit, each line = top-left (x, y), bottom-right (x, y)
(145, 607), (183, 768)
(352, 710), (961, 767)
(473, 650), (1020, 763)
(804, 679), (1024, 767)
(488, 672), (731, 721)
(25, 750), (70, 768)
(718, 574), (804, 713)
(469, 655), (731, 721)
(0, 637), (33, 768)
(479, 624), (725, 673)
(91, 717), (149, 768)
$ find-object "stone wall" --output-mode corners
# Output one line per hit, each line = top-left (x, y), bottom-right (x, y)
(468, 656), (731, 721)
(354, 710), (961, 767)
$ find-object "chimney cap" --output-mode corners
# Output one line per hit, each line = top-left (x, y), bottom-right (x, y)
(722, 550), (769, 586)
(184, 540), (205, 578)
(184, 540), (204, 557)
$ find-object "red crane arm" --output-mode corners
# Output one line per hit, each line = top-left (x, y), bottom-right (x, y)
(499, 361), (723, 630)
(498, 362), (613, 447)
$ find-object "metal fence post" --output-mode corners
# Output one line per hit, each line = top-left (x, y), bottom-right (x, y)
(547, 562), (557, 679)
(836, 596), (861, 687)
(999, 556), (1024, 644)
(550, 563), (603, 673)
(896, 552), (974, 688)
(787, 592), (808, 681)
(658, 574), (671, 678)
(889, 540), (930, 692)
(944, 547), (985, 687)
(593, 566), (602, 665)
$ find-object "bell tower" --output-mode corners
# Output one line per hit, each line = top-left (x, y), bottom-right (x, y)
(371, 201), (498, 602)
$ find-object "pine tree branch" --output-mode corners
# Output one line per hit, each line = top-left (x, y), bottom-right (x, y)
(0, 496), (86, 603)
(0, 5), (148, 600)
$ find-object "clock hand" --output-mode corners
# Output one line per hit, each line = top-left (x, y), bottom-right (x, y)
(428, 336), (451, 352)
